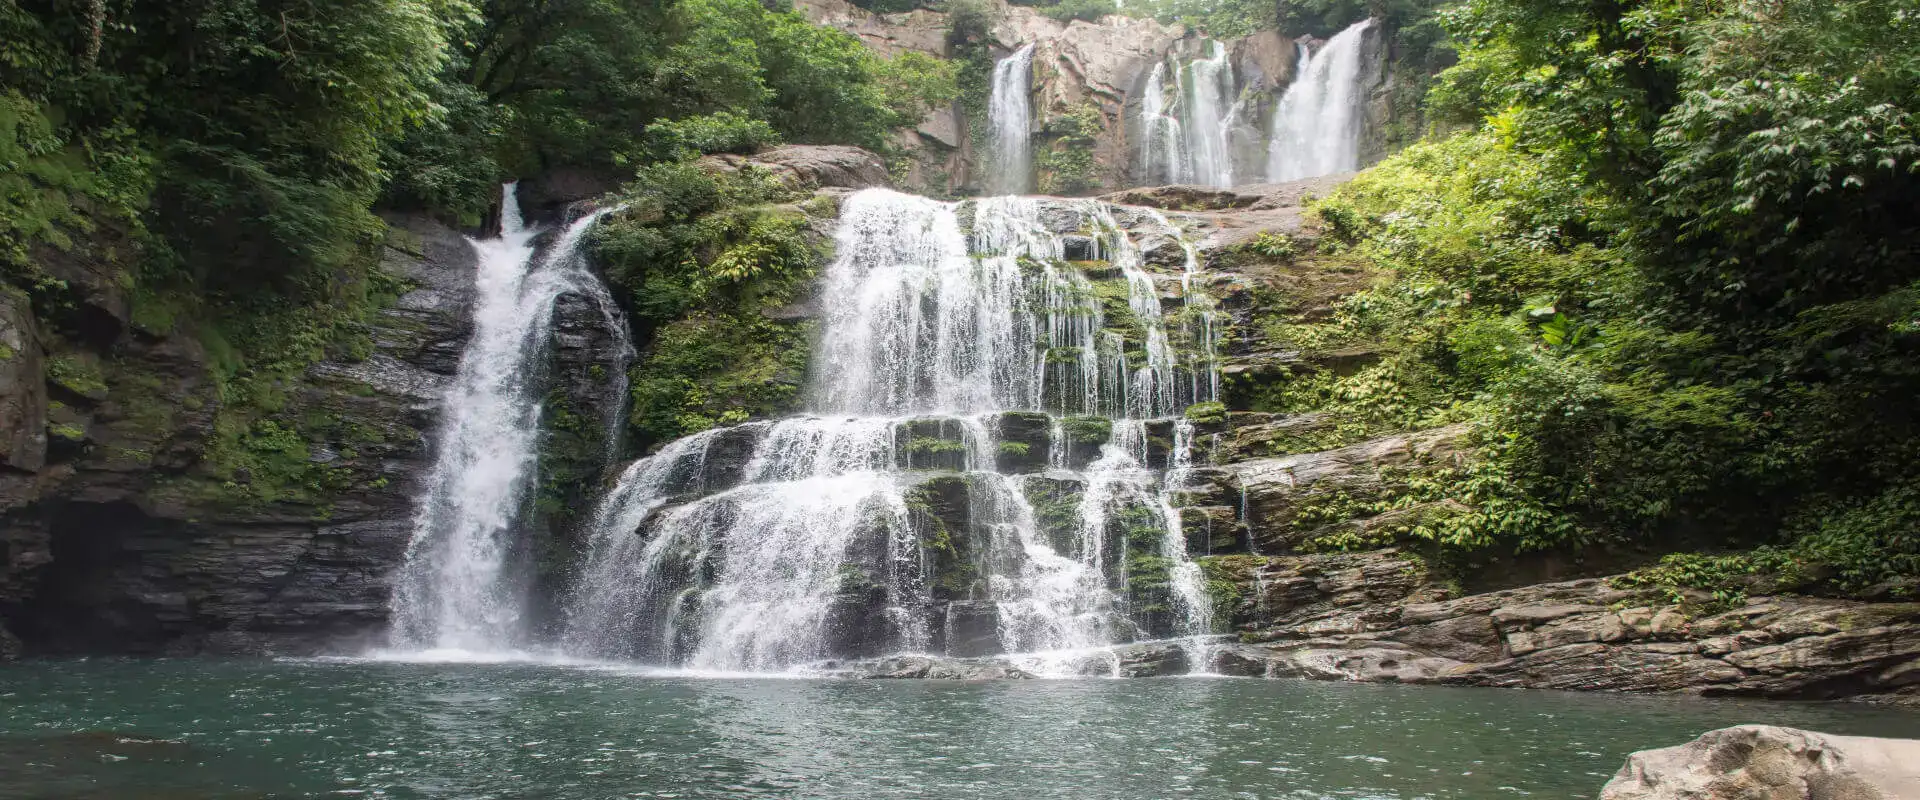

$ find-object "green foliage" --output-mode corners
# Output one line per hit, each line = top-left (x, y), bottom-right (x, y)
(1040, 0), (1114, 25)
(644, 113), (783, 161)
(1241, 232), (1296, 261)
(595, 164), (828, 449)
(1183, 401), (1226, 424)
(1269, 0), (1920, 596)
(1036, 103), (1103, 195)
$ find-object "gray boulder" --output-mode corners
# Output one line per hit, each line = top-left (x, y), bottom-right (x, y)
(1600, 725), (1920, 800)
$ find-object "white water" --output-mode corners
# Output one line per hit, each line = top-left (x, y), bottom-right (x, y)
(988, 44), (1036, 195)
(1137, 42), (1238, 188)
(563, 189), (1227, 674)
(389, 183), (622, 653)
(1267, 19), (1375, 182)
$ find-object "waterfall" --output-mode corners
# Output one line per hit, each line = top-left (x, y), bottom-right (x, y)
(389, 183), (621, 654)
(1137, 42), (1238, 188)
(1182, 42), (1237, 188)
(1266, 19), (1375, 182)
(987, 44), (1036, 195)
(562, 188), (1225, 674)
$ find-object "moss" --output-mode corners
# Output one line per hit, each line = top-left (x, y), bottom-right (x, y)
(46, 352), (109, 398)
(1183, 401), (1226, 424)
(1197, 554), (1264, 627)
(997, 441), (1031, 456)
(908, 436), (968, 454)
(1059, 414), (1111, 443)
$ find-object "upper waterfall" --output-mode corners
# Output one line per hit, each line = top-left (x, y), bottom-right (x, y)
(987, 44), (1036, 195)
(1267, 19), (1375, 182)
(1136, 42), (1240, 188)
(388, 183), (624, 655)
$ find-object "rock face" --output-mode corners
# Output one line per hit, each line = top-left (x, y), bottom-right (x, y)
(0, 213), (477, 657)
(1600, 726), (1920, 800)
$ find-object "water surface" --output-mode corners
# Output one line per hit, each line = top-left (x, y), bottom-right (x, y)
(4, 659), (1918, 799)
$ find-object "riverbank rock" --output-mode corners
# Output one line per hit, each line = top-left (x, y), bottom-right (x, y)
(1204, 550), (1920, 703)
(1599, 725), (1920, 800)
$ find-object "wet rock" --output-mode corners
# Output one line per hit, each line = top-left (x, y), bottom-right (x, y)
(0, 286), (47, 477)
(908, 473), (982, 602)
(943, 600), (1002, 658)
(825, 654), (1036, 680)
(1058, 415), (1111, 470)
(1022, 472), (1086, 558)
(0, 213), (479, 658)
(1600, 725), (1920, 800)
(697, 422), (771, 493)
(1114, 641), (1192, 677)
(896, 417), (972, 471)
(993, 411), (1051, 473)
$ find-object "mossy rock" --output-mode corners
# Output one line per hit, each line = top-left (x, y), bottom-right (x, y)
(993, 411), (1051, 472)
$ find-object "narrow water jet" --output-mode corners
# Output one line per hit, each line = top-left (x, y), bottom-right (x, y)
(988, 44), (1037, 195)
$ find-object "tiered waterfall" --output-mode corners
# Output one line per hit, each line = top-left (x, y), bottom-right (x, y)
(560, 189), (1227, 674)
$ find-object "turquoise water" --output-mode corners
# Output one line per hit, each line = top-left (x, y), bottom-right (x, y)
(4, 659), (1918, 799)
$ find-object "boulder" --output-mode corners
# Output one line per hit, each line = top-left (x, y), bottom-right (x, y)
(1600, 725), (1920, 800)
(706, 145), (891, 192)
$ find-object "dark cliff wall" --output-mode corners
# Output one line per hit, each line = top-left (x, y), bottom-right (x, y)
(0, 215), (476, 657)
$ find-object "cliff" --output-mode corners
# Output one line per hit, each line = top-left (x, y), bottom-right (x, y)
(795, 0), (1399, 196)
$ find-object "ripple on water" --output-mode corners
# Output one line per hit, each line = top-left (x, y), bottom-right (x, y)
(3, 660), (1919, 800)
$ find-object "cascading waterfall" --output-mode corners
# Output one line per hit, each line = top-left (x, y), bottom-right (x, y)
(562, 188), (1228, 674)
(389, 183), (623, 654)
(987, 44), (1036, 195)
(1137, 42), (1239, 188)
(1266, 18), (1375, 182)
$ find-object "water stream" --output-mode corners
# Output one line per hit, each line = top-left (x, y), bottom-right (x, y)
(1136, 43), (1239, 188)
(987, 44), (1036, 195)
(1267, 19), (1375, 182)
(388, 183), (623, 655)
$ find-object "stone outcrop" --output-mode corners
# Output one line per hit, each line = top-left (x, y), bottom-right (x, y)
(1201, 549), (1920, 703)
(1222, 424), (1470, 551)
(1600, 725), (1920, 800)
(702, 144), (893, 193)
